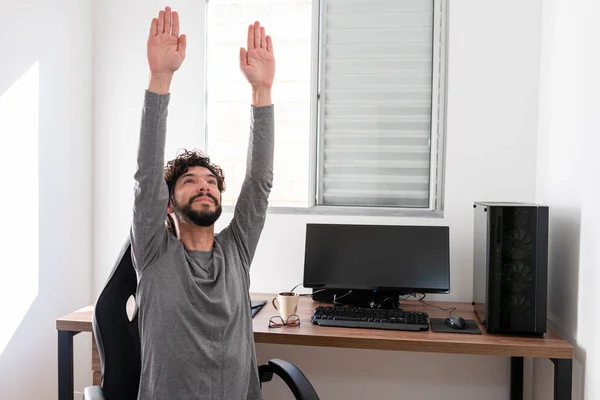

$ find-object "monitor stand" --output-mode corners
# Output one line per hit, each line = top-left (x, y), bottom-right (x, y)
(332, 289), (402, 310)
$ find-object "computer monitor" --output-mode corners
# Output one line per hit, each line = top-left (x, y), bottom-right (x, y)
(302, 223), (450, 307)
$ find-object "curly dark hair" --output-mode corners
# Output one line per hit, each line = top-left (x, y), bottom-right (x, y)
(164, 149), (225, 237)
(164, 149), (226, 196)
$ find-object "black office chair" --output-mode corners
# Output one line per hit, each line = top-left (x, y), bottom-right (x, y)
(83, 239), (319, 400)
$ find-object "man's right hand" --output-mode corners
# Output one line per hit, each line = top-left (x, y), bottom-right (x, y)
(147, 6), (186, 94)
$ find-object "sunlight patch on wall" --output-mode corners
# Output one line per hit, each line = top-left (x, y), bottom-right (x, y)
(0, 62), (40, 356)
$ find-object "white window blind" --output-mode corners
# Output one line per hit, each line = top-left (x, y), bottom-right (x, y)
(206, 0), (313, 208)
(316, 0), (441, 208)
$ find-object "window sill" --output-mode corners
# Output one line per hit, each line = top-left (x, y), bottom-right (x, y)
(222, 205), (444, 218)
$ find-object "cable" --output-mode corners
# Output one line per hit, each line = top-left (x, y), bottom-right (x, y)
(369, 295), (399, 309)
(289, 283), (325, 297)
(289, 283), (303, 292)
(304, 289), (325, 297)
(417, 293), (456, 317)
(333, 290), (353, 305)
(400, 293), (418, 301)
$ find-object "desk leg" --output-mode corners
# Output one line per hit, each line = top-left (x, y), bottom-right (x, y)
(510, 356), (524, 400)
(551, 358), (572, 400)
(58, 330), (79, 400)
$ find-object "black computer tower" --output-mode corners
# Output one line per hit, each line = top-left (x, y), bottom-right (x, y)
(473, 202), (548, 335)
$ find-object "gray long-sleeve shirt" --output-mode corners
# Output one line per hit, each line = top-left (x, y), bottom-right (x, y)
(130, 90), (273, 400)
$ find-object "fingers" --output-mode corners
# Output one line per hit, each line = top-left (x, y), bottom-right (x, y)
(178, 34), (187, 57)
(260, 27), (266, 49)
(164, 7), (172, 34)
(254, 21), (260, 49)
(239, 47), (247, 69)
(247, 24), (254, 50)
(158, 10), (164, 34)
(153, 7), (180, 37)
(247, 21), (269, 50)
(172, 11), (180, 37)
(149, 18), (158, 37)
(266, 35), (273, 54)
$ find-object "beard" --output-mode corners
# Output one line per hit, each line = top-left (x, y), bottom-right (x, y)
(172, 192), (222, 227)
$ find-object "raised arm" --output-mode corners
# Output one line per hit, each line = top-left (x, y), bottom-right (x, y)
(227, 22), (276, 267)
(130, 7), (187, 272)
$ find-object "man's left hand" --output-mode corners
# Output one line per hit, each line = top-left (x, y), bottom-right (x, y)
(240, 21), (275, 91)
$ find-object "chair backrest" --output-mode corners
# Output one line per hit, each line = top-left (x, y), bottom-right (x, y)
(92, 239), (140, 400)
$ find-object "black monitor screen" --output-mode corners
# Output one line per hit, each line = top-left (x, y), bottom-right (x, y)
(303, 223), (450, 293)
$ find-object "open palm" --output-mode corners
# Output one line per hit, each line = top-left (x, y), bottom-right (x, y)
(147, 7), (187, 75)
(240, 22), (275, 89)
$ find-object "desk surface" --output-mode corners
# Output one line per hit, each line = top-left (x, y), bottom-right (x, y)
(56, 293), (573, 359)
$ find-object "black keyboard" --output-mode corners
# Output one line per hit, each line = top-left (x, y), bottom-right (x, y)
(311, 306), (430, 332)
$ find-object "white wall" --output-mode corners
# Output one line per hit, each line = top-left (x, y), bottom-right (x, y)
(0, 0), (93, 399)
(93, 0), (544, 399)
(533, 0), (599, 398)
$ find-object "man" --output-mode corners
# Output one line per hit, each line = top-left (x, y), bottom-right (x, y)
(130, 6), (275, 399)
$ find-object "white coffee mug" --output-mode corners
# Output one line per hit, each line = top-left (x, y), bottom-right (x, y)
(272, 292), (300, 320)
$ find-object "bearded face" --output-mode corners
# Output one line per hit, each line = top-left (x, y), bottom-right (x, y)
(170, 166), (222, 227)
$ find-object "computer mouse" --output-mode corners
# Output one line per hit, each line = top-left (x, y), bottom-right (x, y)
(445, 316), (466, 329)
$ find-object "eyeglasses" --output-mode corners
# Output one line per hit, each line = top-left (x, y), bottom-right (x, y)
(268, 314), (301, 328)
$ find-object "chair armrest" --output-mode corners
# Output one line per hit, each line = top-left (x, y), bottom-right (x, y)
(83, 385), (105, 400)
(259, 358), (319, 400)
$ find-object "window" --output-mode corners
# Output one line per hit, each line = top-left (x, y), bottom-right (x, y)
(206, 0), (313, 208)
(206, 0), (447, 213)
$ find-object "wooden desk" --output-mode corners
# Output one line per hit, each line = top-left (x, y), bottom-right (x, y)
(56, 294), (574, 400)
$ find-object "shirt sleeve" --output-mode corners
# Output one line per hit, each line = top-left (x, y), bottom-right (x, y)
(227, 104), (274, 269)
(129, 90), (171, 273)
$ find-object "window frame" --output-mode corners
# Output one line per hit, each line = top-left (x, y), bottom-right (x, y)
(204, 0), (449, 218)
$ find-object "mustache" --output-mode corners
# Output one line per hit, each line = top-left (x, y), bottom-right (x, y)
(190, 192), (218, 205)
